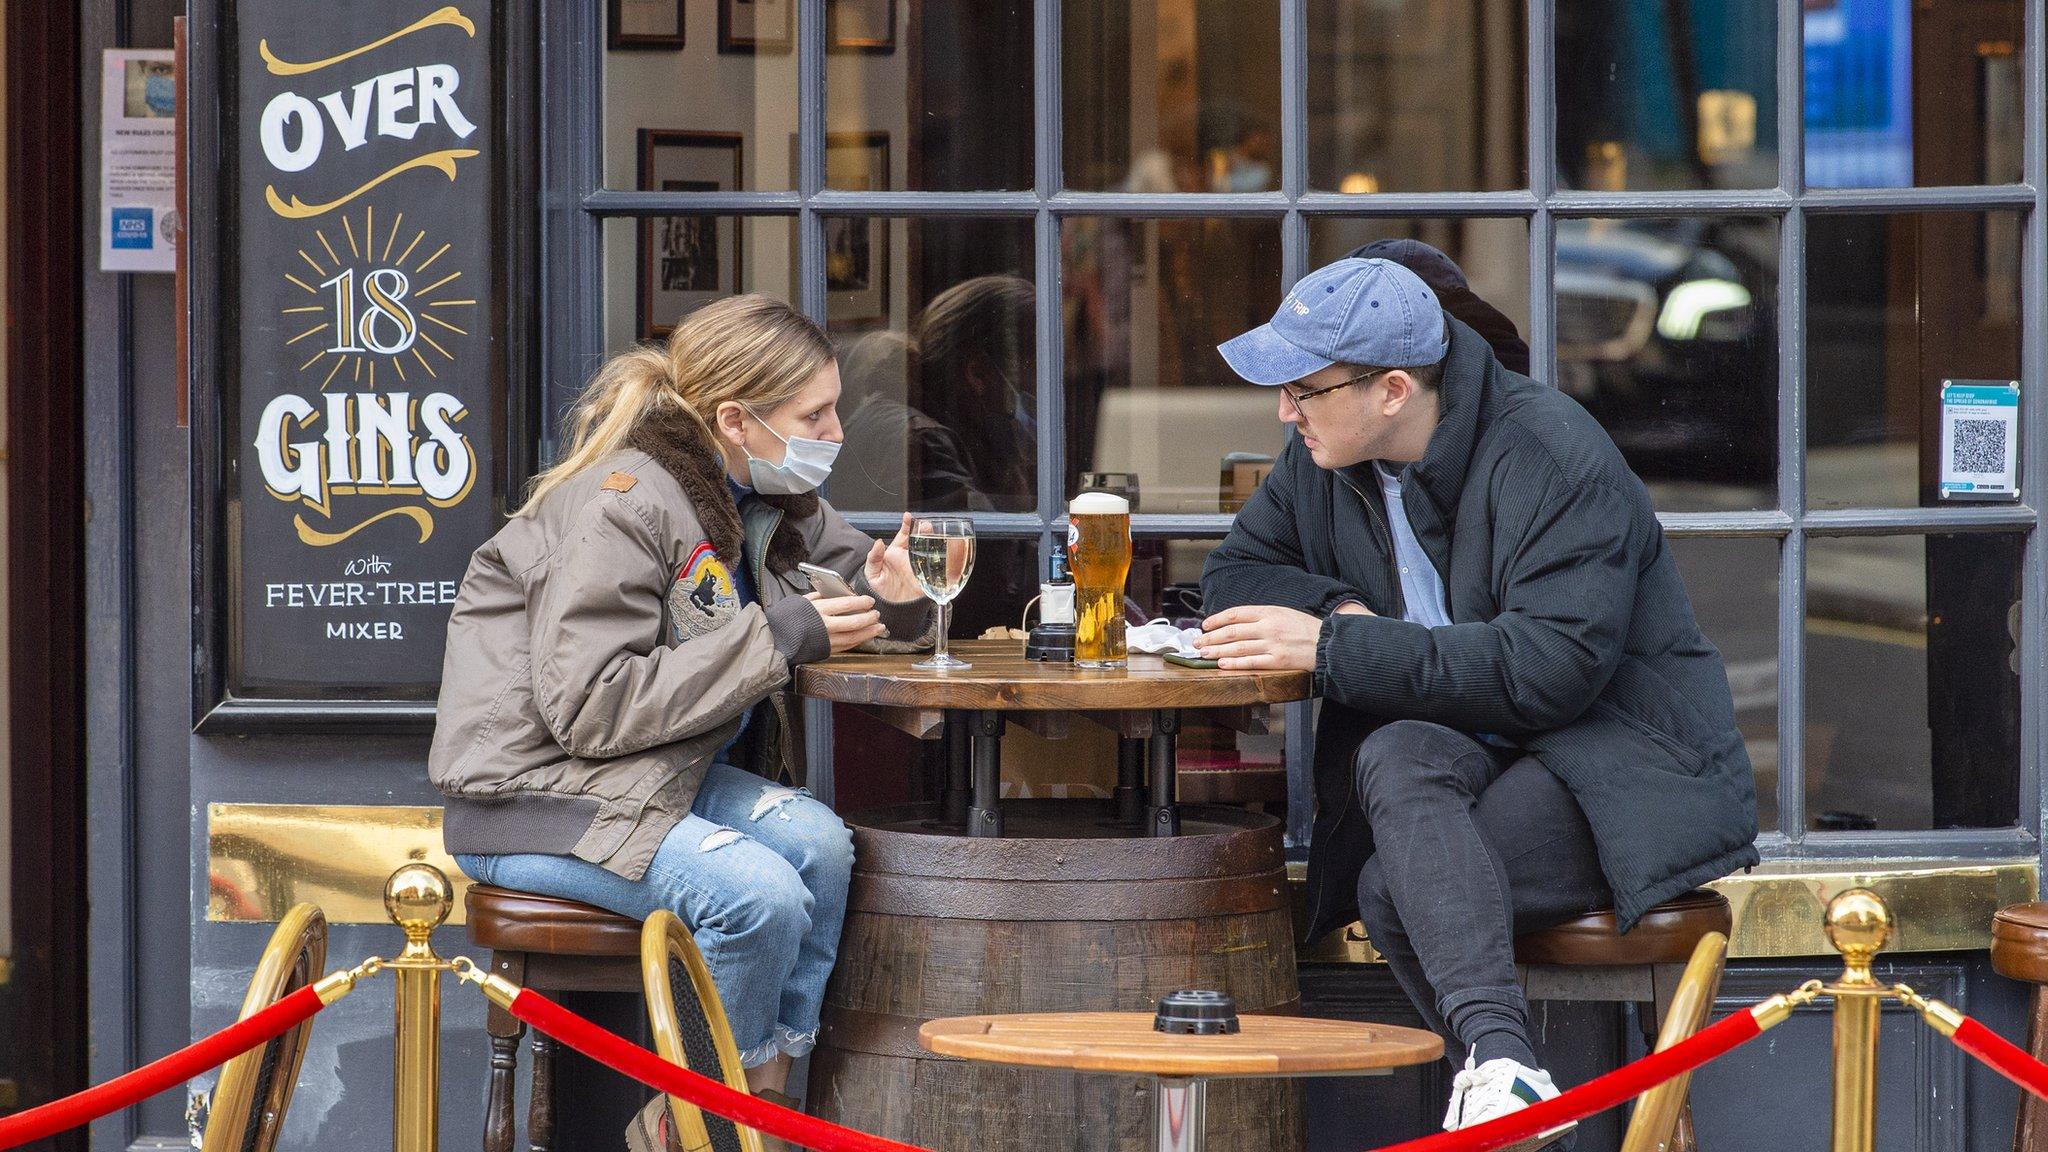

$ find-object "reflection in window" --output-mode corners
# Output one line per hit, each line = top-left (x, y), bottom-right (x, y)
(825, 0), (1033, 190)
(1667, 536), (1781, 832)
(1308, 0), (1525, 192)
(601, 217), (798, 353)
(1063, 218), (1285, 512)
(1805, 211), (2024, 509)
(1804, 532), (2023, 831)
(1557, 0), (1778, 190)
(1307, 219), (1532, 372)
(1063, 0), (1280, 192)
(603, 20), (797, 191)
(1802, 0), (2024, 188)
(824, 218), (1039, 638)
(1556, 217), (1779, 512)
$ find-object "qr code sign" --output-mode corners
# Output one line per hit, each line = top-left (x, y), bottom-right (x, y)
(1953, 419), (2008, 475)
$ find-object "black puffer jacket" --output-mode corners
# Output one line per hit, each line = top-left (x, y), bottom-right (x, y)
(1203, 318), (1759, 941)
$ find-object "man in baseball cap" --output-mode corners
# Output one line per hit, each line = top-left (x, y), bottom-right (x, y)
(1197, 258), (1758, 1152)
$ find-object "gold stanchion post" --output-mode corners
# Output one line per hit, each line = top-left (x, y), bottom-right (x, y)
(1823, 888), (1892, 1152)
(386, 864), (454, 1152)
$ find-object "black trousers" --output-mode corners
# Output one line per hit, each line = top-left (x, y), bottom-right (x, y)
(1351, 720), (1612, 1063)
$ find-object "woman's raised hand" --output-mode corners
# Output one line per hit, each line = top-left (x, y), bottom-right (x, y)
(863, 512), (923, 603)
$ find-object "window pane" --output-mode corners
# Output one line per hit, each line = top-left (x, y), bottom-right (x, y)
(826, 0), (1033, 190)
(828, 217), (1037, 517)
(604, 16), (798, 191)
(1804, 532), (2024, 831)
(602, 216), (798, 352)
(1806, 211), (2024, 509)
(1668, 536), (1782, 832)
(1558, 216), (1779, 512)
(1557, 0), (1777, 190)
(1803, 0), (2024, 188)
(1064, 218), (1285, 511)
(1308, 218), (1532, 372)
(1308, 0), (1526, 192)
(1063, 0), (1280, 192)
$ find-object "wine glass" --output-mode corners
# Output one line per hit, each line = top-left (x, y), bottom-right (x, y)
(909, 516), (976, 671)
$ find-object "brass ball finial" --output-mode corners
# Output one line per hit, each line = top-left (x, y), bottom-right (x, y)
(385, 863), (453, 945)
(1824, 888), (1891, 982)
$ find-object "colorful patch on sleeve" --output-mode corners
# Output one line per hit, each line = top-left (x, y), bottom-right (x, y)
(668, 542), (741, 642)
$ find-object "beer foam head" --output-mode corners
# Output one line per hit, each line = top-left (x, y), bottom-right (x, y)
(1069, 491), (1129, 515)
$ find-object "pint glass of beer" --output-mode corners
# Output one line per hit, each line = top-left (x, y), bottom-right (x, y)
(1068, 491), (1132, 669)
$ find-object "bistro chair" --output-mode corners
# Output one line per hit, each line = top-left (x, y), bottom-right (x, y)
(1515, 889), (1734, 1152)
(1619, 931), (1730, 1152)
(465, 884), (646, 1152)
(1989, 901), (2048, 1152)
(641, 908), (765, 1152)
(200, 903), (328, 1152)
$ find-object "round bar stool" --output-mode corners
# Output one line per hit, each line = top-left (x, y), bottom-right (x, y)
(1513, 889), (1734, 1152)
(1990, 902), (2048, 1152)
(466, 884), (645, 1152)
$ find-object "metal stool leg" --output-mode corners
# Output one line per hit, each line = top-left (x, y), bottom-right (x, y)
(1154, 1077), (1208, 1152)
(968, 710), (1005, 837)
(1147, 710), (1181, 836)
(942, 710), (971, 828)
(1116, 736), (1145, 825)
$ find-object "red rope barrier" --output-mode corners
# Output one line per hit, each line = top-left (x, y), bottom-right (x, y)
(507, 988), (931, 1152)
(1363, 1007), (1767, 1152)
(1951, 1018), (2048, 1102)
(0, 984), (327, 1150)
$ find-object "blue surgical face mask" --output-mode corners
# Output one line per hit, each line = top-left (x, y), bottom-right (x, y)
(741, 403), (840, 495)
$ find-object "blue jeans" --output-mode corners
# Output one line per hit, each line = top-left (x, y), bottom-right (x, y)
(455, 762), (855, 1068)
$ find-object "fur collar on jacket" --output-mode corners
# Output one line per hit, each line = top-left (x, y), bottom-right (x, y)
(626, 402), (819, 577)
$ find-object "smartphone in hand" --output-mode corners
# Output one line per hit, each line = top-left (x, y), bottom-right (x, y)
(797, 561), (857, 599)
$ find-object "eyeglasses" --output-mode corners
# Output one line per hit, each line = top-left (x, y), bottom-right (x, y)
(1278, 366), (1391, 411)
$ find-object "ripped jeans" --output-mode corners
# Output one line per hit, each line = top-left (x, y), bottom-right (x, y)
(454, 762), (854, 1069)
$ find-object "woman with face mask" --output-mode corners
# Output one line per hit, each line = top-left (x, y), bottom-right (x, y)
(429, 295), (931, 1140)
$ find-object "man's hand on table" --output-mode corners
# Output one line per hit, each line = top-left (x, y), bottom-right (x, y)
(1196, 605), (1327, 671)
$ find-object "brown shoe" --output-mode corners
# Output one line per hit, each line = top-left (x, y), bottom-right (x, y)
(624, 1095), (676, 1152)
(750, 1089), (801, 1152)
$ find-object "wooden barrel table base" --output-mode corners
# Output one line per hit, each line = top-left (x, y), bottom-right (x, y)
(810, 800), (1302, 1152)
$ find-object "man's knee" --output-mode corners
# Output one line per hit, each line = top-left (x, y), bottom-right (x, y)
(1352, 720), (1486, 806)
(1355, 857), (1397, 927)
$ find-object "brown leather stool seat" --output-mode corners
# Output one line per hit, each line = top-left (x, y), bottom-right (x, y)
(1511, 890), (1733, 1152)
(1990, 902), (2048, 1151)
(466, 884), (643, 957)
(1515, 889), (1733, 967)
(465, 884), (651, 1152)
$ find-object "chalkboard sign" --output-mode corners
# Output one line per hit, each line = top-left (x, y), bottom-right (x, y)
(195, 0), (511, 726)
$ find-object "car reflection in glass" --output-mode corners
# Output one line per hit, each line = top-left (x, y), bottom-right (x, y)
(1555, 218), (1777, 506)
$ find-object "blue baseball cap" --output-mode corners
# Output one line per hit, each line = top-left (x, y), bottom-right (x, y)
(1217, 257), (1448, 386)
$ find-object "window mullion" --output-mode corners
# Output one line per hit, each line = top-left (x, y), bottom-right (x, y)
(2023, 0), (2047, 851)
(1526, 0), (1556, 385)
(1776, 0), (1808, 844)
(1280, 0), (1306, 286)
(1035, 0), (1064, 546)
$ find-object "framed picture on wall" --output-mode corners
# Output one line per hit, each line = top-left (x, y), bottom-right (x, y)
(827, 0), (896, 53)
(790, 131), (890, 328)
(720, 0), (794, 54)
(610, 0), (685, 49)
(639, 131), (745, 340)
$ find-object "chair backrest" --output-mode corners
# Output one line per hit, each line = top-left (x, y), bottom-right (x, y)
(201, 904), (328, 1152)
(1619, 930), (1729, 1152)
(641, 909), (764, 1152)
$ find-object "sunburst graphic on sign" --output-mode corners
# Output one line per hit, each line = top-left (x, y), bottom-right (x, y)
(280, 203), (476, 390)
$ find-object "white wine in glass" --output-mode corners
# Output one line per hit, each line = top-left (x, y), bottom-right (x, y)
(909, 517), (975, 670)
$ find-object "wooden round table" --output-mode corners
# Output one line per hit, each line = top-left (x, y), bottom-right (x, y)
(796, 639), (1310, 837)
(921, 1012), (1443, 1152)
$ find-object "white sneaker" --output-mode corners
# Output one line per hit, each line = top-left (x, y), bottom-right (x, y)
(1442, 1052), (1576, 1152)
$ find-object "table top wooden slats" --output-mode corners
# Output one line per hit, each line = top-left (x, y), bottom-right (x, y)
(919, 1012), (1443, 1077)
(795, 640), (1312, 712)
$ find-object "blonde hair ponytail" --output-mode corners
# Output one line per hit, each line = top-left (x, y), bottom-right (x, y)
(524, 295), (834, 510)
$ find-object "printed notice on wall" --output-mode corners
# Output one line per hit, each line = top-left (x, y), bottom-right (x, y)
(1939, 380), (2021, 501)
(233, 3), (497, 695)
(100, 48), (177, 272)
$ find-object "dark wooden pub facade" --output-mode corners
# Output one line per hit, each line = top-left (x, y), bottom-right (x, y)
(1, 0), (2044, 1147)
